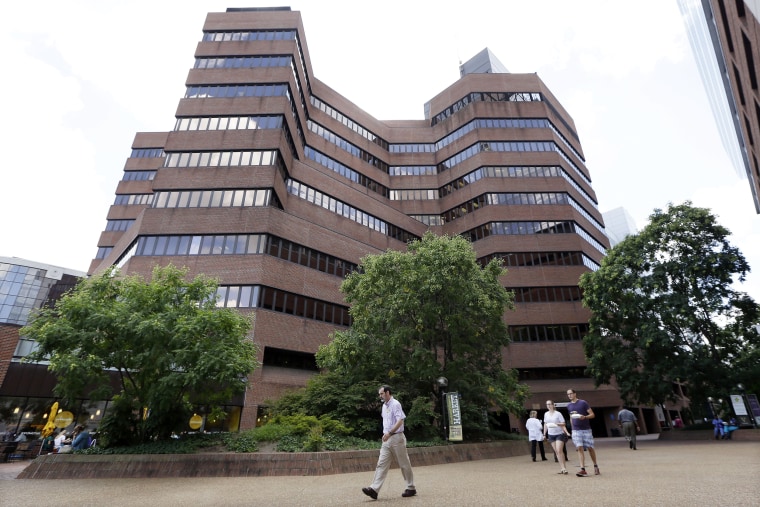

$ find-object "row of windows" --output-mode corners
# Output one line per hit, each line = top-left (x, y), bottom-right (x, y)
(409, 215), (444, 226)
(463, 192), (603, 235)
(308, 119), (362, 158)
(311, 144), (589, 232)
(114, 194), (153, 206)
(137, 233), (267, 257)
(174, 115), (284, 132)
(436, 117), (585, 166)
(201, 28), (311, 94)
(389, 189), (438, 201)
(512, 286), (582, 303)
(440, 141), (553, 173)
(508, 323), (589, 342)
(311, 114), (591, 211)
(164, 149), (278, 168)
(194, 55), (292, 69)
(121, 170), (156, 181)
(307, 113), (591, 212)
(487, 192), (568, 206)
(130, 148), (164, 159)
(152, 188), (273, 209)
(172, 114), (297, 163)
(286, 179), (418, 244)
(202, 30), (297, 42)
(431, 92), (543, 125)
(441, 166), (561, 197)
(185, 83), (291, 99)
(214, 285), (351, 326)
(286, 179), (386, 234)
(105, 219), (134, 232)
(133, 233), (357, 279)
(566, 193), (605, 234)
(304, 147), (388, 197)
(310, 95), (386, 148)
(95, 247), (113, 260)
(389, 165), (437, 176)
(307, 120), (389, 173)
(479, 251), (600, 271)
(436, 118), (550, 151)
(465, 221), (606, 255)
(438, 140), (593, 192)
(440, 164), (595, 214)
(389, 143), (435, 153)
(265, 235), (358, 278)
(442, 192), (569, 224)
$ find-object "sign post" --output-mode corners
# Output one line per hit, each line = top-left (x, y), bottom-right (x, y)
(446, 392), (463, 441)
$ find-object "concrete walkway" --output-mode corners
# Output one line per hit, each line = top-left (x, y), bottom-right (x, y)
(2, 436), (758, 506)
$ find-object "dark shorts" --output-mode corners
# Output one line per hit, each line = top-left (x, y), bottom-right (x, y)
(547, 433), (567, 443)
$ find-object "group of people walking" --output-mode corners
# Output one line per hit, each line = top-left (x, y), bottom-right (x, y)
(360, 385), (648, 501)
(526, 389), (603, 477)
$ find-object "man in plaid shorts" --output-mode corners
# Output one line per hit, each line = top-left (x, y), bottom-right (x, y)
(566, 389), (600, 477)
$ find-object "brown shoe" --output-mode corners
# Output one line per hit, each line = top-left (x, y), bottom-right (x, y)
(402, 489), (417, 497)
(362, 487), (378, 500)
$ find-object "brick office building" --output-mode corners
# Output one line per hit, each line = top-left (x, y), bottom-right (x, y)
(89, 7), (626, 433)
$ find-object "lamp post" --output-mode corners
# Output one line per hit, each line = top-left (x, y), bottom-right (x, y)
(437, 376), (448, 441)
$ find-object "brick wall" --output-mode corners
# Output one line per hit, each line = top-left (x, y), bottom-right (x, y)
(0, 324), (20, 389)
(18, 440), (528, 479)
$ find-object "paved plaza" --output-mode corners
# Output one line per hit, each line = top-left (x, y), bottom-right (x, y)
(1, 436), (758, 506)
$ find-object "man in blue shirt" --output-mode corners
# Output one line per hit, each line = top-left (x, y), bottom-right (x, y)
(71, 425), (91, 450)
(567, 389), (600, 477)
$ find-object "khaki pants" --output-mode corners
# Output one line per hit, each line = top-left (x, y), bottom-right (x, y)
(370, 433), (415, 493)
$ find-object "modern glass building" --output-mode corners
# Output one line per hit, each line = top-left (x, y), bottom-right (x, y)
(679, 0), (760, 213)
(0, 257), (87, 436)
(86, 7), (676, 434)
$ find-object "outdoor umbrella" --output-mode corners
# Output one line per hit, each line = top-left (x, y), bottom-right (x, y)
(40, 402), (58, 438)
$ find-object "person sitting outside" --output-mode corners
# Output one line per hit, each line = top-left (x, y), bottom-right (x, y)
(53, 429), (69, 451)
(71, 425), (91, 450)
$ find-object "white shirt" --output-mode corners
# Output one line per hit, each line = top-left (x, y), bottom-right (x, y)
(525, 417), (543, 441)
(54, 433), (67, 449)
(543, 410), (566, 436)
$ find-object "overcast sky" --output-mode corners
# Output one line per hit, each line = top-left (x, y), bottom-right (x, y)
(2, 0), (759, 300)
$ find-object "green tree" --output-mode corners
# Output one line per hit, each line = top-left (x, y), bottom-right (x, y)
(579, 202), (760, 407)
(23, 264), (257, 445)
(311, 232), (527, 438)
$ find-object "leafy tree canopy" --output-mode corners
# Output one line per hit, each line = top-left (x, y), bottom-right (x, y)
(294, 232), (527, 439)
(23, 264), (257, 444)
(579, 202), (760, 406)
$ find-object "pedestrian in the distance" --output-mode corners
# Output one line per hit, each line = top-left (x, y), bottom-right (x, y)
(617, 406), (640, 450)
(362, 385), (417, 500)
(526, 410), (547, 462)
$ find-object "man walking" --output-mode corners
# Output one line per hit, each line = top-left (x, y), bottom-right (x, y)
(617, 406), (640, 450)
(362, 385), (417, 500)
(566, 389), (600, 477)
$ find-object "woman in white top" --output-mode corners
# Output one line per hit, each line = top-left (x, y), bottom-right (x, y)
(525, 410), (547, 461)
(543, 400), (569, 474)
(53, 429), (68, 451)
